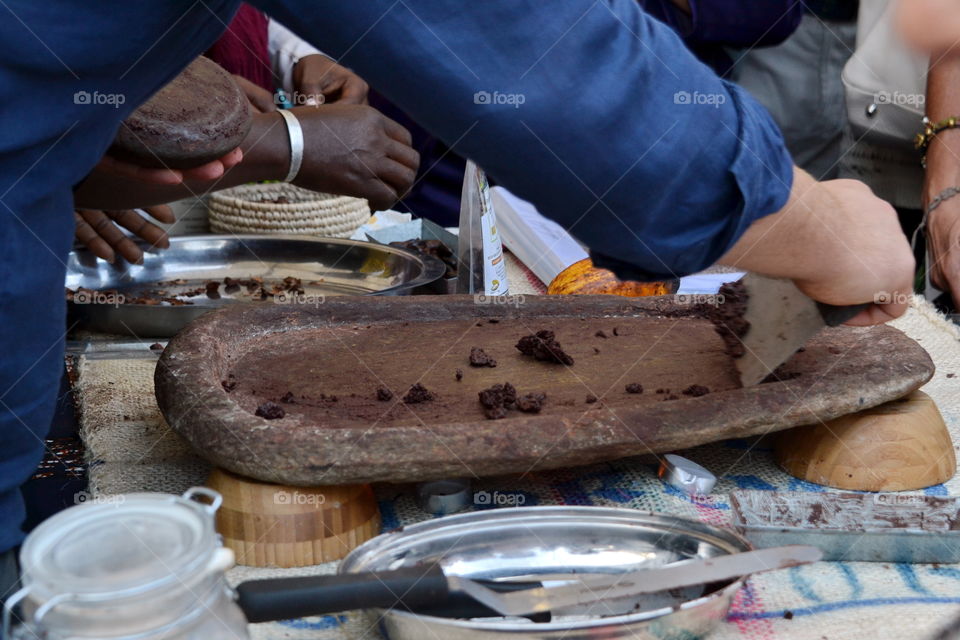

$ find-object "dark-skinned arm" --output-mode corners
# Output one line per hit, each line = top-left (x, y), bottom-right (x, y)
(75, 104), (418, 213)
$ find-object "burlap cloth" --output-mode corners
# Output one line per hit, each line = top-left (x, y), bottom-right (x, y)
(76, 260), (960, 639)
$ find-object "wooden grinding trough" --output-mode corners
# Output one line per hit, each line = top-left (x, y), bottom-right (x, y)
(155, 295), (935, 487)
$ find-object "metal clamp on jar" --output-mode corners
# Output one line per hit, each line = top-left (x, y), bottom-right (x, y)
(3, 487), (249, 640)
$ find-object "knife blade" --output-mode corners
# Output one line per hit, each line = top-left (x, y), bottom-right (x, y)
(735, 274), (870, 387)
(452, 544), (822, 617)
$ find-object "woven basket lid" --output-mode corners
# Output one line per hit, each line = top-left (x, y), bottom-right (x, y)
(209, 183), (371, 238)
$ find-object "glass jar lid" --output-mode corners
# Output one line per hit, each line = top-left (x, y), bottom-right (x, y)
(20, 489), (220, 602)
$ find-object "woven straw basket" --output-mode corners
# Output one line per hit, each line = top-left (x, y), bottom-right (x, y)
(208, 183), (371, 237)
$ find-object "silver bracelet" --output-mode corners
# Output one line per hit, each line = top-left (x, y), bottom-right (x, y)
(927, 186), (960, 215)
(912, 186), (960, 252)
(276, 109), (304, 183)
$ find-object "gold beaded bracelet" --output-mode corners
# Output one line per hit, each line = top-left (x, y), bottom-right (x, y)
(916, 116), (960, 168)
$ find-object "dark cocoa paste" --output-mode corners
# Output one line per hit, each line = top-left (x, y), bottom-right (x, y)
(255, 401), (285, 420)
(516, 330), (574, 365)
(109, 57), (252, 169)
(585, 394), (598, 404)
(625, 383), (643, 394)
(389, 238), (457, 278)
(403, 383), (435, 404)
(682, 384), (710, 397)
(469, 347), (497, 368)
(698, 281), (750, 358)
(516, 392), (546, 413)
(221, 375), (237, 392)
(478, 383), (515, 420)
(455, 368), (464, 381)
(376, 387), (394, 401)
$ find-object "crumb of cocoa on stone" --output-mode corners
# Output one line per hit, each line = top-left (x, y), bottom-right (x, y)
(698, 280), (750, 359)
(279, 391), (296, 404)
(488, 318), (500, 324)
(827, 345), (843, 355)
(478, 384), (510, 420)
(625, 383), (643, 394)
(478, 382), (528, 419)
(255, 401), (285, 420)
(595, 330), (609, 339)
(221, 375), (237, 392)
(403, 383), (435, 404)
(613, 327), (620, 336)
(516, 392), (546, 413)
(376, 387), (393, 401)
(661, 394), (680, 401)
(149, 343), (164, 352)
(593, 347), (601, 354)
(469, 346), (497, 368)
(682, 384), (710, 397)
(455, 368), (464, 381)
(585, 394), (598, 404)
(948, 373), (956, 379)
(655, 388), (668, 394)
(516, 330), (574, 365)
(783, 611), (794, 620)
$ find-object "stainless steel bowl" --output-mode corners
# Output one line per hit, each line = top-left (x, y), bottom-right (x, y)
(340, 507), (750, 639)
(65, 235), (446, 337)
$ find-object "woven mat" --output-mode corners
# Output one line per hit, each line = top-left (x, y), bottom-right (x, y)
(75, 289), (960, 640)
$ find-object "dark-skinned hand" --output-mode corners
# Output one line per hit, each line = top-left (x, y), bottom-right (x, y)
(74, 205), (175, 264)
(292, 54), (369, 105)
(288, 104), (418, 211)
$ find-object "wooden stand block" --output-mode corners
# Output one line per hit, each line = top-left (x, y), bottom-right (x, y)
(207, 468), (381, 568)
(774, 391), (956, 491)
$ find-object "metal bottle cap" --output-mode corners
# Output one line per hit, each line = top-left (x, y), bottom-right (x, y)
(658, 454), (717, 496)
(416, 478), (472, 515)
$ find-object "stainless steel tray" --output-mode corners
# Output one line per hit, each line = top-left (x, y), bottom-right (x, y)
(730, 490), (960, 563)
(340, 506), (750, 640)
(65, 235), (446, 337)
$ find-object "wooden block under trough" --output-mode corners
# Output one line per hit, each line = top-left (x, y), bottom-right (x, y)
(207, 468), (380, 567)
(774, 391), (956, 491)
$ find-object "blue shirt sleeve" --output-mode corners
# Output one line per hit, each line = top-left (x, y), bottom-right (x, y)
(258, 0), (794, 279)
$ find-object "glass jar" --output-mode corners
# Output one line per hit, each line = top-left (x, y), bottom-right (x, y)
(4, 488), (249, 640)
